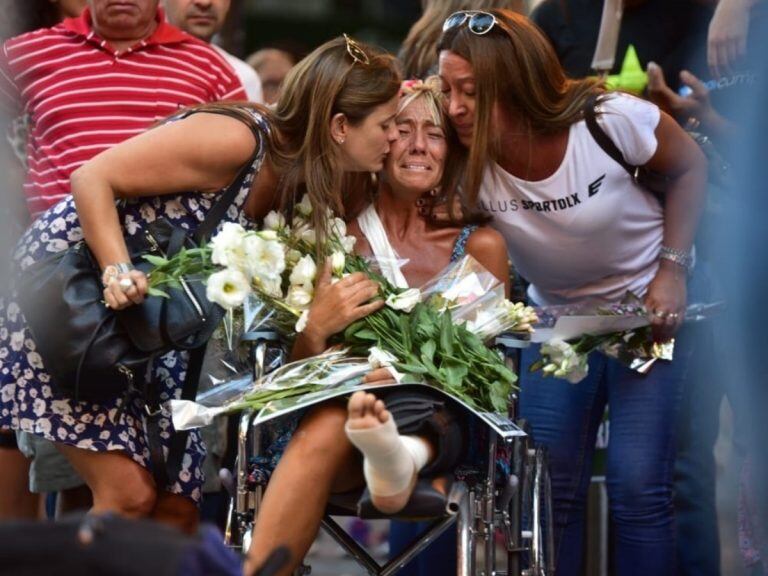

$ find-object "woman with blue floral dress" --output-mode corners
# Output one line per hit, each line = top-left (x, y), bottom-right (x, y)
(0, 35), (402, 532)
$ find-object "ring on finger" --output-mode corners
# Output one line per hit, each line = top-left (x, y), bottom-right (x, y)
(118, 277), (135, 292)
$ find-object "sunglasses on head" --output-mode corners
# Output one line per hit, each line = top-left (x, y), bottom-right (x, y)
(343, 33), (370, 66)
(442, 11), (498, 35)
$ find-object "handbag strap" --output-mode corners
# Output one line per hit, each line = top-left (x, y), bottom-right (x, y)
(191, 107), (266, 244)
(583, 93), (639, 180)
(145, 346), (206, 488)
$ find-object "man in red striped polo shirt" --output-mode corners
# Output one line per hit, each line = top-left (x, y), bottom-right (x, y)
(0, 0), (246, 217)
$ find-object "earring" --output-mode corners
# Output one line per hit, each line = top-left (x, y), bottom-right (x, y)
(338, 138), (346, 145)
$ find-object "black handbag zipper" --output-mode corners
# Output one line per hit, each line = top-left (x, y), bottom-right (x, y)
(145, 230), (207, 322)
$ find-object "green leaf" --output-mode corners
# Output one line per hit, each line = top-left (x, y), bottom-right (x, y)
(143, 254), (170, 267)
(147, 286), (170, 298)
(439, 312), (454, 356)
(420, 339), (436, 363)
(443, 363), (467, 388)
(395, 362), (429, 374)
(350, 328), (378, 341)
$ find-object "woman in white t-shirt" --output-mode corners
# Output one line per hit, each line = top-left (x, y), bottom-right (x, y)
(437, 9), (709, 576)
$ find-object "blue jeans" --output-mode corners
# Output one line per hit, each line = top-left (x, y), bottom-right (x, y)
(389, 521), (457, 576)
(519, 269), (713, 576)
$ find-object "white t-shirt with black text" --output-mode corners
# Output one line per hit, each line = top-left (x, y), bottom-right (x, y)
(479, 93), (663, 306)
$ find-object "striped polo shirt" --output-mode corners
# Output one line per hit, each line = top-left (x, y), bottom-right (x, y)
(0, 8), (246, 216)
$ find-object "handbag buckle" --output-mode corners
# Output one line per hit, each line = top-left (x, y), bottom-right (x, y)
(145, 403), (163, 418)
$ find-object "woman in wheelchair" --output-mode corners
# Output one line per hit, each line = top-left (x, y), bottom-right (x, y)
(245, 79), (510, 575)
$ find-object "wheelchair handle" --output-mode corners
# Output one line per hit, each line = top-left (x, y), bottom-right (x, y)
(446, 481), (468, 515)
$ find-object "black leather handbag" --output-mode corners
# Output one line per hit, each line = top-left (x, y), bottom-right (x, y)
(16, 108), (262, 404)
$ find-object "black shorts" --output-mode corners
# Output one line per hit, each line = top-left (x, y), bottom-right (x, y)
(384, 391), (465, 477)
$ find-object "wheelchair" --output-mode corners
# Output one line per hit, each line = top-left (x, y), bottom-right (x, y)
(224, 330), (555, 576)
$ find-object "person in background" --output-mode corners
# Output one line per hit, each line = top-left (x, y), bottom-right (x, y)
(163, 0), (264, 104)
(437, 10), (709, 575)
(398, 0), (523, 80)
(0, 0), (89, 523)
(247, 48), (296, 106)
(0, 0), (245, 219)
(707, 0), (765, 78)
(531, 0), (714, 93)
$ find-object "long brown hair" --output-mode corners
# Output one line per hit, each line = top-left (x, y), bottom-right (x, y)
(437, 9), (604, 205)
(265, 36), (401, 245)
(399, 0), (523, 80)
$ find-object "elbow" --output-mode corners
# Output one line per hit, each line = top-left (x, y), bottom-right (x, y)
(69, 164), (90, 205)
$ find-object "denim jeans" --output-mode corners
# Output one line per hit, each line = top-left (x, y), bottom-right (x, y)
(518, 267), (714, 576)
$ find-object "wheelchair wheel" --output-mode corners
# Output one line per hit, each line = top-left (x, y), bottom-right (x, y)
(224, 332), (286, 553)
(509, 421), (555, 576)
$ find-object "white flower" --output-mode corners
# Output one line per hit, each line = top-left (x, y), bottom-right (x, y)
(258, 277), (284, 299)
(331, 251), (345, 276)
(299, 227), (317, 246)
(257, 229), (278, 241)
(341, 235), (357, 253)
(296, 193), (313, 217)
(243, 235), (286, 282)
(206, 268), (251, 309)
(263, 210), (286, 231)
(289, 254), (317, 288)
(329, 217), (347, 239)
(540, 339), (589, 384)
(285, 248), (303, 267)
(210, 222), (248, 270)
(385, 288), (420, 313)
(295, 310), (310, 333)
(285, 285), (313, 310)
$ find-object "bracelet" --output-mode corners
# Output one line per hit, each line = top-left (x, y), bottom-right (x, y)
(659, 246), (693, 270)
(101, 262), (134, 287)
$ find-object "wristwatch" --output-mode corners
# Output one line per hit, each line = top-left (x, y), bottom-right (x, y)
(101, 262), (134, 288)
(659, 246), (693, 270)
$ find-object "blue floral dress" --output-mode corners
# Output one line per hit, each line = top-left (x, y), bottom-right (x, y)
(0, 109), (269, 503)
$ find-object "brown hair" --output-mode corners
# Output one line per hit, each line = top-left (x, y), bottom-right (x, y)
(399, 0), (523, 80)
(172, 38), (400, 251)
(437, 9), (604, 205)
(266, 36), (401, 247)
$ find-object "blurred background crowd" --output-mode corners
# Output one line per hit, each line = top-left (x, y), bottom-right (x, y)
(0, 1), (766, 575)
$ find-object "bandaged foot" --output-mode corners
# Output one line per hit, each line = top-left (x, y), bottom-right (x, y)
(345, 391), (431, 513)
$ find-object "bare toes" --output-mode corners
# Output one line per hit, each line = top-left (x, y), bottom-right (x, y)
(362, 392), (378, 416)
(372, 400), (390, 424)
(348, 391), (367, 419)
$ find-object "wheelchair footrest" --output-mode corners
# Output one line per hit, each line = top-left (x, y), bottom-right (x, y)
(327, 478), (453, 520)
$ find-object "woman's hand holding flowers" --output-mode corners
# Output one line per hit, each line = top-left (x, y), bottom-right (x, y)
(301, 262), (384, 351)
(644, 261), (687, 342)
